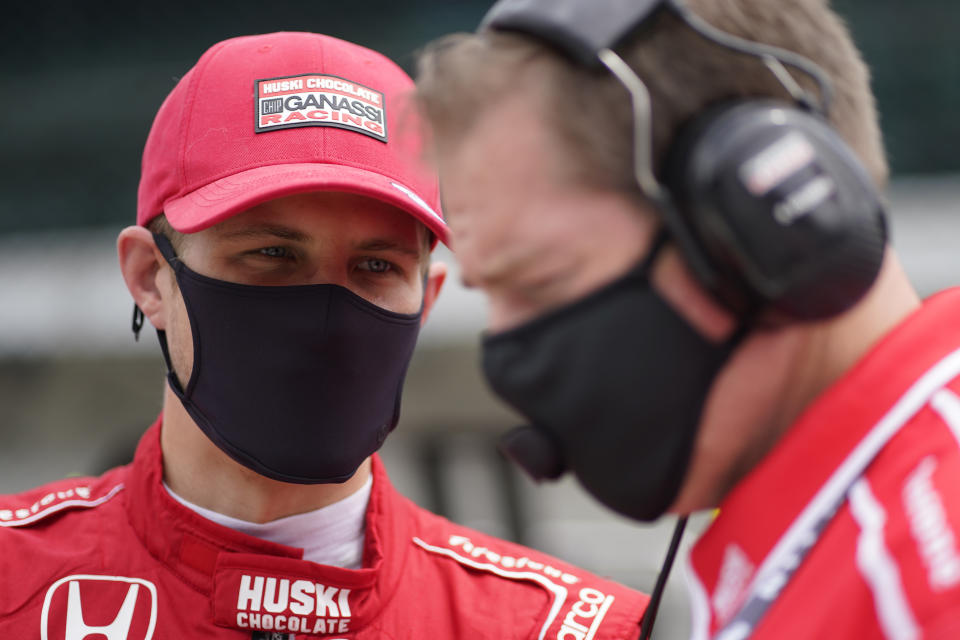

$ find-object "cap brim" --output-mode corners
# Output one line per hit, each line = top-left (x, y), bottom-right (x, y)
(162, 163), (449, 246)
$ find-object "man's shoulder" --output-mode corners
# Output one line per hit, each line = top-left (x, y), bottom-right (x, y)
(0, 467), (130, 618)
(397, 497), (648, 640)
(0, 466), (127, 531)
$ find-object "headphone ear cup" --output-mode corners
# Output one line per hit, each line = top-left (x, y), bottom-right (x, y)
(661, 101), (887, 320)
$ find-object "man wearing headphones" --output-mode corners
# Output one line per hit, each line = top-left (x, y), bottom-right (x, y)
(416, 0), (960, 637)
(0, 32), (649, 638)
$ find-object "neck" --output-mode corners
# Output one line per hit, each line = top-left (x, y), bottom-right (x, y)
(673, 249), (920, 513)
(722, 250), (920, 500)
(159, 386), (372, 523)
(779, 249), (920, 428)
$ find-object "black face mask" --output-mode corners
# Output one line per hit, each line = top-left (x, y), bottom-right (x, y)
(152, 233), (422, 484)
(481, 236), (740, 521)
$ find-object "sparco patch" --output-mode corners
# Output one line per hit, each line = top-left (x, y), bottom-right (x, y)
(255, 73), (387, 142)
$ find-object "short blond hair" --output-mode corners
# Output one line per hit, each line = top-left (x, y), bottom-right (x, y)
(416, 0), (888, 193)
(145, 214), (186, 252)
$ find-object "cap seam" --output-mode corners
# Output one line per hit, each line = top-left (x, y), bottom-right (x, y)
(178, 40), (235, 192)
(318, 31), (328, 173)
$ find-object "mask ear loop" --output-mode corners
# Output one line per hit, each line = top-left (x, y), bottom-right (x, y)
(148, 232), (192, 395)
(638, 228), (670, 278)
(152, 232), (181, 266)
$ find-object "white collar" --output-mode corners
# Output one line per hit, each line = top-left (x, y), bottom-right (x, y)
(164, 475), (372, 569)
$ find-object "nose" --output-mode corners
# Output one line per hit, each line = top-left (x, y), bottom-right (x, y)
(303, 257), (350, 288)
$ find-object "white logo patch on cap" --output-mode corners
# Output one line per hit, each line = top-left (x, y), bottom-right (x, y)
(255, 74), (387, 142)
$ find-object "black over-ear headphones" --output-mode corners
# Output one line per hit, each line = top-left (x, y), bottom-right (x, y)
(482, 0), (887, 320)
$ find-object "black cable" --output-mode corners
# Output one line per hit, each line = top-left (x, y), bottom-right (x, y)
(639, 516), (689, 640)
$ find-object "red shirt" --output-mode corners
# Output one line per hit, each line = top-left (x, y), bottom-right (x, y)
(0, 421), (648, 639)
(686, 289), (960, 639)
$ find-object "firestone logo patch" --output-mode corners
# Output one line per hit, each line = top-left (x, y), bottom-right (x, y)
(255, 73), (387, 142)
(41, 575), (158, 640)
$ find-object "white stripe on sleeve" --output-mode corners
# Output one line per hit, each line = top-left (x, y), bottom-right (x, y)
(930, 388), (960, 450)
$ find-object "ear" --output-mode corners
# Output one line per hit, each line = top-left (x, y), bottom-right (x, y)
(419, 261), (448, 327)
(117, 226), (171, 331)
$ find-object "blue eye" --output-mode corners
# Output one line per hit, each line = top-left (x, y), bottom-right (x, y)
(362, 258), (392, 273)
(259, 246), (289, 258)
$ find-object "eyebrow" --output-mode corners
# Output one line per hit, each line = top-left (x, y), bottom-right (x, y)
(355, 238), (423, 260)
(215, 224), (312, 243)
(215, 224), (425, 260)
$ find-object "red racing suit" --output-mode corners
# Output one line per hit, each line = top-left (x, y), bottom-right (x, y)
(686, 289), (960, 639)
(0, 421), (648, 639)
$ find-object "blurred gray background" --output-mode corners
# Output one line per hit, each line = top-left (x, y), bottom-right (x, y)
(1, 1), (958, 637)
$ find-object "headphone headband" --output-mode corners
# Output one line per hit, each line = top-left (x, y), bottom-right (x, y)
(480, 0), (671, 67)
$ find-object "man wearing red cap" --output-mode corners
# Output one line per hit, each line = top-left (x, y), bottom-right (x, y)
(0, 32), (648, 638)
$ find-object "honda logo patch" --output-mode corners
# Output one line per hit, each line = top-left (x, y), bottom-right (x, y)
(41, 575), (158, 640)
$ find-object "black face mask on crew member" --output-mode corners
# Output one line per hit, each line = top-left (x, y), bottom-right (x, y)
(150, 233), (423, 484)
(482, 233), (742, 521)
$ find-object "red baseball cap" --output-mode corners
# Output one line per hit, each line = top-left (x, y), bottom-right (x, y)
(137, 32), (448, 245)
